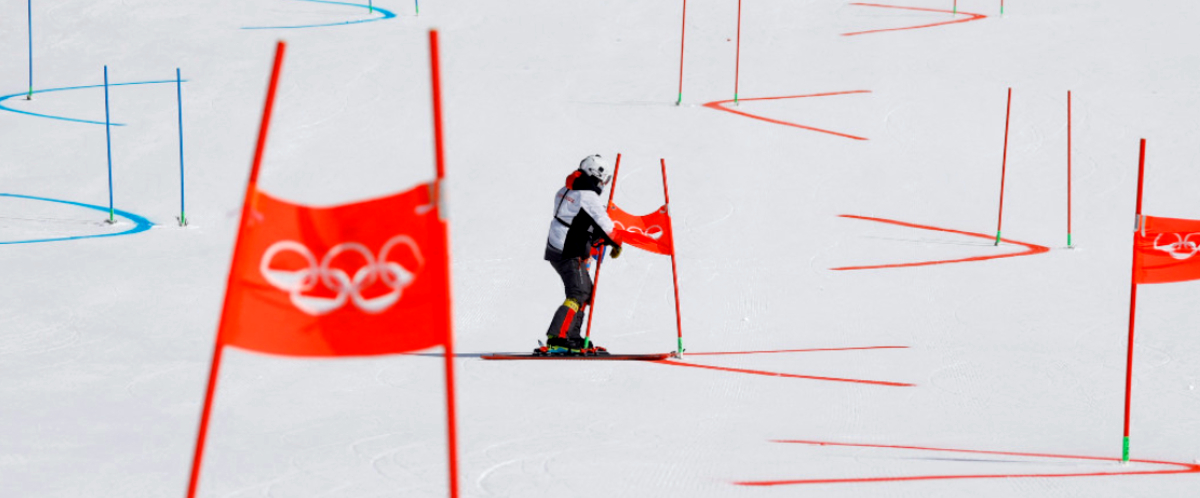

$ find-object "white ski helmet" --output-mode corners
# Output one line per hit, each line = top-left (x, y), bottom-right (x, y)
(578, 154), (612, 186)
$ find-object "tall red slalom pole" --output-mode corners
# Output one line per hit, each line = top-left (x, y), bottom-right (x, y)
(994, 87), (1012, 246)
(1121, 138), (1147, 463)
(1067, 91), (1073, 247)
(734, 0), (742, 104)
(584, 154), (621, 349)
(676, 0), (687, 105)
(661, 159), (684, 358)
(186, 40), (286, 498)
(428, 29), (460, 498)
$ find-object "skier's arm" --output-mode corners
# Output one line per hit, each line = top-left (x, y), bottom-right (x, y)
(579, 192), (621, 247)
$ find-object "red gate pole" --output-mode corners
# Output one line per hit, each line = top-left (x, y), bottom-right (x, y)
(1067, 90), (1073, 247)
(676, 0), (687, 105)
(734, 0), (742, 104)
(186, 40), (287, 498)
(584, 154), (622, 349)
(1122, 138), (1147, 463)
(427, 29), (460, 498)
(661, 159), (684, 358)
(995, 87), (1012, 246)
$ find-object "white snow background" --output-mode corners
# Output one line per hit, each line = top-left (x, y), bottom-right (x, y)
(2, 0), (1200, 496)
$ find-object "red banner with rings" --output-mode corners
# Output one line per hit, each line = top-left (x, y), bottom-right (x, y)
(608, 203), (674, 256)
(220, 183), (450, 356)
(1134, 215), (1200, 284)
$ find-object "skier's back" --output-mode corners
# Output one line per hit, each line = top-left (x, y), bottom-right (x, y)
(543, 154), (623, 354)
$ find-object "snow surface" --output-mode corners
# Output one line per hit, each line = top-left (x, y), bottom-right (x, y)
(3, 0), (1200, 496)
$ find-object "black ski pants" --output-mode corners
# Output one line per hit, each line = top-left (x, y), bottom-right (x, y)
(545, 251), (592, 340)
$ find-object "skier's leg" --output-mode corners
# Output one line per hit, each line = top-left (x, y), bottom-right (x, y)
(563, 258), (593, 341)
(547, 257), (587, 340)
(545, 298), (581, 339)
(566, 310), (586, 341)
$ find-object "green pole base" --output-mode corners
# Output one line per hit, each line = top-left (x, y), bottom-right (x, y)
(676, 337), (684, 359)
(676, 92), (682, 106)
(1067, 233), (1072, 247)
(1122, 436), (1130, 462)
(994, 231), (1002, 246)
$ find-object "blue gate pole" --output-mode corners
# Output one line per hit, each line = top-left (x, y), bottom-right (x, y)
(176, 68), (187, 226)
(104, 66), (115, 223)
(26, 0), (33, 99)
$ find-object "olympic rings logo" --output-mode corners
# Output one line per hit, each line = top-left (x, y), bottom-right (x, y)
(260, 236), (425, 315)
(613, 221), (664, 240)
(1153, 233), (1200, 260)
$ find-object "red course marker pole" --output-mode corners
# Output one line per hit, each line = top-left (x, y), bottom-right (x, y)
(427, 29), (460, 498)
(995, 88), (1012, 246)
(584, 153), (622, 349)
(1067, 90), (1073, 247)
(734, 0), (742, 104)
(676, 0), (687, 105)
(1122, 138), (1147, 463)
(186, 40), (286, 498)
(662, 159), (684, 358)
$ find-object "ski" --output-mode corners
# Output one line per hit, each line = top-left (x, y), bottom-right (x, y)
(481, 352), (673, 361)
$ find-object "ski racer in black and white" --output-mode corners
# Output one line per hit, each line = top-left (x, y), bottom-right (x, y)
(543, 154), (624, 355)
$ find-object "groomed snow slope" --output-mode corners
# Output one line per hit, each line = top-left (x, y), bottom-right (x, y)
(2, 0), (1200, 496)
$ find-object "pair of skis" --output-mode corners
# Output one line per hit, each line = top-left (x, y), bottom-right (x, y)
(481, 340), (674, 361)
(481, 351), (674, 361)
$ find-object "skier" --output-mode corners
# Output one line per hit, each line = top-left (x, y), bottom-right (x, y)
(543, 154), (624, 355)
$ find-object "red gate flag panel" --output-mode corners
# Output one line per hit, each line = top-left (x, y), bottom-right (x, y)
(608, 203), (674, 255)
(220, 182), (449, 356)
(1134, 215), (1200, 284)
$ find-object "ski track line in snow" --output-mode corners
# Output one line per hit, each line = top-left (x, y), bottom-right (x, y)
(831, 214), (1050, 270)
(653, 360), (913, 387)
(0, 194), (153, 244)
(703, 91), (872, 141)
(0, 80), (182, 125)
(242, 0), (396, 30)
(733, 440), (1200, 486)
(655, 346), (912, 386)
(684, 345), (908, 356)
(843, 3), (987, 37)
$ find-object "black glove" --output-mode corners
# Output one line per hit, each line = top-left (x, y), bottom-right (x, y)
(610, 244), (623, 259)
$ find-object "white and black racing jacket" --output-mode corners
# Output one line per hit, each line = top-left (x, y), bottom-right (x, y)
(545, 173), (619, 260)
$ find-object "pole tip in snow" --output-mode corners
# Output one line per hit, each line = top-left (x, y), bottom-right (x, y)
(1122, 436), (1130, 462)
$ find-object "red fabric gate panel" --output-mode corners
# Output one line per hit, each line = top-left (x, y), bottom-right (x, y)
(220, 182), (450, 356)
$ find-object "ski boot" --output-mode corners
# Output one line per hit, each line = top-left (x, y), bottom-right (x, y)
(542, 336), (585, 356)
